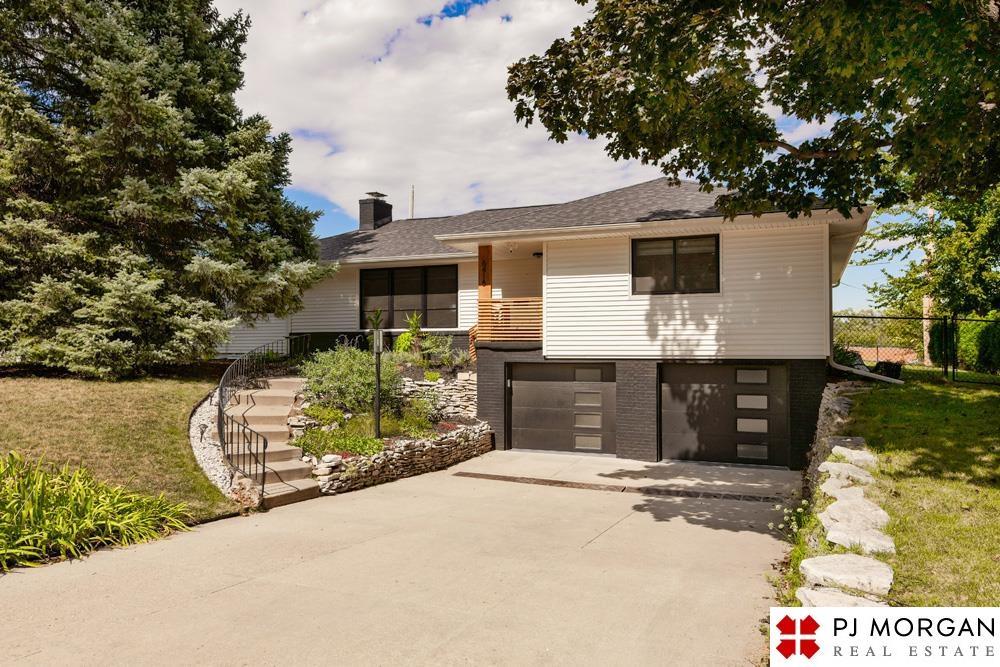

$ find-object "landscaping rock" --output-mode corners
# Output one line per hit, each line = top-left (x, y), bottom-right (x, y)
(804, 384), (871, 492)
(826, 436), (867, 450)
(321, 454), (343, 466)
(831, 445), (877, 470)
(825, 525), (896, 554)
(795, 587), (887, 607)
(312, 465), (333, 476)
(800, 554), (893, 596)
(318, 422), (493, 495)
(401, 375), (477, 420)
(818, 461), (875, 485)
(819, 477), (866, 501)
(188, 390), (233, 495)
(821, 497), (889, 529)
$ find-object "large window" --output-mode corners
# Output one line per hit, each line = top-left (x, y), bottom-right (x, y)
(360, 265), (458, 328)
(632, 235), (719, 294)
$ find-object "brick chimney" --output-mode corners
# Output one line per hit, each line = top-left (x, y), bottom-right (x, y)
(359, 191), (392, 230)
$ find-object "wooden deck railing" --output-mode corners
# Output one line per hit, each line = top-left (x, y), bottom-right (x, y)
(477, 297), (543, 341)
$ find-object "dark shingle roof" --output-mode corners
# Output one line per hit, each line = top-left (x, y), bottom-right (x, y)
(453, 178), (724, 235)
(317, 178), (727, 262)
(317, 205), (552, 262)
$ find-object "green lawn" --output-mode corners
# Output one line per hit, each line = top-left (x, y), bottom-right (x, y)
(0, 370), (237, 522)
(843, 367), (999, 606)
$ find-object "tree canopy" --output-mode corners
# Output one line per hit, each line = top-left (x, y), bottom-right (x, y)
(507, 1), (1000, 218)
(858, 183), (1000, 315)
(0, 0), (328, 377)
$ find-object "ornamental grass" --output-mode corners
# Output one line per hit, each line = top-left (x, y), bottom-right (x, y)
(0, 452), (190, 571)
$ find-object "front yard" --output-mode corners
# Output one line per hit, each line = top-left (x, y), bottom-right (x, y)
(0, 370), (237, 522)
(852, 368), (1000, 606)
(784, 367), (999, 606)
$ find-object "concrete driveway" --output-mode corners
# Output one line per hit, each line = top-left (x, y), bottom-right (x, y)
(1, 452), (798, 666)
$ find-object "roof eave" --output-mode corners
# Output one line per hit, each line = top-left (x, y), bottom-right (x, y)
(325, 251), (477, 265)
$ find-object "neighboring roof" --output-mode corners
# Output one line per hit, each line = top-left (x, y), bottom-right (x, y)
(317, 204), (552, 262)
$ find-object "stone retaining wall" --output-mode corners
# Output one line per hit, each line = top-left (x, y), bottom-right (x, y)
(804, 381), (871, 493)
(315, 421), (493, 495)
(400, 373), (477, 421)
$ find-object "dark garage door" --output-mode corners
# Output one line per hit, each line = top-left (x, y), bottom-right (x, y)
(660, 363), (789, 466)
(509, 363), (616, 454)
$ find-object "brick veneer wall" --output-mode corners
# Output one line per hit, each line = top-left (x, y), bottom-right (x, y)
(787, 359), (828, 470)
(614, 360), (660, 461)
(474, 349), (827, 469)
(475, 345), (543, 448)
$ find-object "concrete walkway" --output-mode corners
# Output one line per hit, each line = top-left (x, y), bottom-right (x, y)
(1, 453), (794, 666)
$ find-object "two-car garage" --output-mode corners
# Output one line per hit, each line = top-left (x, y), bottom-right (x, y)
(506, 361), (792, 467)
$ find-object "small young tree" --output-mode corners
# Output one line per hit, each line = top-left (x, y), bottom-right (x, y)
(0, 1), (329, 377)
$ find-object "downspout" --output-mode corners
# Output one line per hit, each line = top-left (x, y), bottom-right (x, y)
(827, 275), (904, 385)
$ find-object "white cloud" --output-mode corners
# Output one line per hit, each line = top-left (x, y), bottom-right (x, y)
(213, 0), (662, 220)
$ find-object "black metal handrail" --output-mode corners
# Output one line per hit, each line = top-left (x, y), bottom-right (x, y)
(216, 334), (311, 497)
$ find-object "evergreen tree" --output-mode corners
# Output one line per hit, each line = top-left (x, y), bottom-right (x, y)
(0, 0), (328, 377)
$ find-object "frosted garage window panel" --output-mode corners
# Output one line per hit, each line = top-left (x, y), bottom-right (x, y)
(575, 434), (602, 450)
(737, 444), (768, 460)
(737, 418), (768, 433)
(575, 391), (602, 406)
(575, 367), (603, 382)
(574, 413), (601, 428)
(736, 369), (768, 384)
(736, 394), (768, 410)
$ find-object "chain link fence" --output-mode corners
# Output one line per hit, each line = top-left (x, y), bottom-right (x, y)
(833, 314), (1000, 385)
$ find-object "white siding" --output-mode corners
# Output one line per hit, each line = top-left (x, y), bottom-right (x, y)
(218, 315), (290, 357)
(290, 267), (359, 332)
(543, 225), (830, 359)
(491, 257), (543, 298)
(457, 261), (477, 329)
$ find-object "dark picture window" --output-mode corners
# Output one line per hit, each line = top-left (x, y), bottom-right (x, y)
(632, 235), (719, 294)
(360, 265), (458, 328)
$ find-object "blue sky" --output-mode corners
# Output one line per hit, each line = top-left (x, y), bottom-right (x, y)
(222, 0), (908, 312)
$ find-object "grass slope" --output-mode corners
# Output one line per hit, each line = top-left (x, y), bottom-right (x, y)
(852, 368), (1000, 606)
(0, 373), (236, 522)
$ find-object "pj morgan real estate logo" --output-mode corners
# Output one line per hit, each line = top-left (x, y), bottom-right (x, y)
(769, 607), (999, 665)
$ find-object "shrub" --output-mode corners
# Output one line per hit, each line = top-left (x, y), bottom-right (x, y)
(832, 340), (862, 368)
(956, 313), (1000, 373)
(393, 331), (416, 353)
(930, 312), (1000, 373)
(0, 452), (190, 571)
(294, 430), (384, 458)
(421, 334), (453, 361)
(423, 370), (441, 382)
(302, 346), (402, 413)
(302, 404), (344, 426)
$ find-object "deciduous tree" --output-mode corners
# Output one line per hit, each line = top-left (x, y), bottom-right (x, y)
(508, 1), (1000, 218)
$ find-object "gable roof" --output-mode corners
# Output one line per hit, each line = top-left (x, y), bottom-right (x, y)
(317, 178), (733, 262)
(317, 205), (553, 262)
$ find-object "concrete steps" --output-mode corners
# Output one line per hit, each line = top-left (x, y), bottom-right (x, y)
(222, 376), (319, 509)
(266, 376), (307, 392)
(233, 388), (300, 407)
(226, 404), (293, 428)
(249, 458), (313, 484)
(262, 478), (321, 509)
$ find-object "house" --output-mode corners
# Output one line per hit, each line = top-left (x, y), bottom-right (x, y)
(223, 178), (870, 469)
